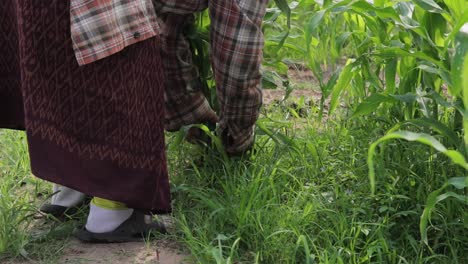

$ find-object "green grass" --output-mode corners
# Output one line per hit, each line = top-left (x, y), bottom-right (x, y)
(2, 104), (465, 263)
(0, 131), (82, 263)
(166, 106), (466, 263)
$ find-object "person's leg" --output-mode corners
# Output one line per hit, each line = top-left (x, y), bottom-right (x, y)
(85, 197), (133, 233)
(74, 196), (166, 242)
(5, 0), (169, 242)
(43, 1), (212, 219)
(18, 0), (170, 213)
(39, 185), (86, 217)
(50, 185), (85, 207)
(209, 0), (267, 155)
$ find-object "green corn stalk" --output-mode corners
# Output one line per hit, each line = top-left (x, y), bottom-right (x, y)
(452, 23), (468, 151)
(186, 12), (216, 111)
(186, 1), (293, 111)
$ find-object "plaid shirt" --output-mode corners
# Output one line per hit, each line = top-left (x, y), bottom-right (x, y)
(70, 0), (160, 65)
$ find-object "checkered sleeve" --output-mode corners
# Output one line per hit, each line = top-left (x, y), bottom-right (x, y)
(154, 1), (216, 131)
(210, 0), (267, 154)
(156, 0), (266, 154)
(70, 0), (160, 65)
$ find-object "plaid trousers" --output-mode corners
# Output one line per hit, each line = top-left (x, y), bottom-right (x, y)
(154, 0), (268, 154)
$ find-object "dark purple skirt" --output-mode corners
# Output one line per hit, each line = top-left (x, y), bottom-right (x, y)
(0, 0), (170, 213)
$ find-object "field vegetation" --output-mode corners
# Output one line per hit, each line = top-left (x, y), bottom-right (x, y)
(1, 0), (467, 263)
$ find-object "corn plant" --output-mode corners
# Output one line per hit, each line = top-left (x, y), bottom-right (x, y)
(291, 0), (468, 246)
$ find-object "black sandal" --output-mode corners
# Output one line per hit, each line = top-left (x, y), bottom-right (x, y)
(39, 204), (79, 218)
(73, 210), (167, 243)
(39, 197), (90, 218)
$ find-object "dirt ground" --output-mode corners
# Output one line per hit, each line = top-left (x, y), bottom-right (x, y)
(263, 68), (323, 104)
(5, 238), (187, 264)
(58, 239), (187, 264)
(263, 89), (322, 104)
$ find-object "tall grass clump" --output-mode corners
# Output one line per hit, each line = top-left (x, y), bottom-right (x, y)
(0, 131), (34, 259)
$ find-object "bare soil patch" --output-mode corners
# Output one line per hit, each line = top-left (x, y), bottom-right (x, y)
(5, 239), (187, 264)
(59, 239), (187, 264)
(263, 67), (323, 105)
(263, 89), (322, 105)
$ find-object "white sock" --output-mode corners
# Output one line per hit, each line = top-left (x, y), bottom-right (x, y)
(85, 203), (133, 233)
(51, 185), (86, 207)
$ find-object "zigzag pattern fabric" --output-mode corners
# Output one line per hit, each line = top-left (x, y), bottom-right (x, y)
(0, 0), (170, 213)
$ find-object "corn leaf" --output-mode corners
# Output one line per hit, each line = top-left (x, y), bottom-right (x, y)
(368, 131), (468, 193)
(329, 60), (355, 114)
(420, 177), (468, 245)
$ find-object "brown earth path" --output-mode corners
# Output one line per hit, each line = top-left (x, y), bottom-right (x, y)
(5, 238), (188, 264)
(58, 239), (186, 264)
